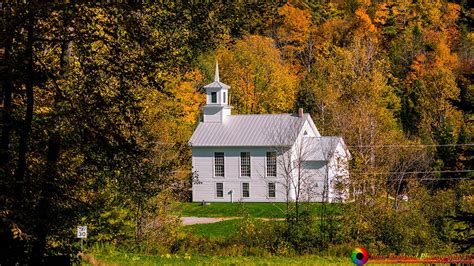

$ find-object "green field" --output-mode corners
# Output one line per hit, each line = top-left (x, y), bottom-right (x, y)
(176, 202), (341, 218)
(184, 219), (241, 239)
(184, 219), (287, 239)
(86, 252), (351, 265)
(85, 252), (428, 265)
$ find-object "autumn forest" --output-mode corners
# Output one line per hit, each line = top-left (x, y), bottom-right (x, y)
(0, 1), (473, 264)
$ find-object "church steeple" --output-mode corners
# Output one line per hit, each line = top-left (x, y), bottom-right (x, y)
(202, 61), (231, 123)
(215, 60), (220, 82)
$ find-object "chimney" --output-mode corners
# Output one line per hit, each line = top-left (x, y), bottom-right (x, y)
(298, 108), (304, 117)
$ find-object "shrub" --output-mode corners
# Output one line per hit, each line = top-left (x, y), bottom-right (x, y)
(284, 211), (322, 253)
(87, 205), (135, 247)
(137, 194), (187, 255)
(341, 185), (461, 256)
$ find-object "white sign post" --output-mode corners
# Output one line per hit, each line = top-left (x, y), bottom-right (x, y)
(77, 226), (87, 251)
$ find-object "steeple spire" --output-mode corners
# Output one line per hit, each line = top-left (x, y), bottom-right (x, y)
(214, 60), (220, 82)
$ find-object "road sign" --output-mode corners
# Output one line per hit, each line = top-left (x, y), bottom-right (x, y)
(77, 226), (87, 238)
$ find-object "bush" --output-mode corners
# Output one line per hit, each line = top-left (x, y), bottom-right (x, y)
(341, 185), (462, 256)
(285, 211), (321, 253)
(234, 204), (323, 255)
(87, 205), (135, 247)
(136, 194), (187, 255)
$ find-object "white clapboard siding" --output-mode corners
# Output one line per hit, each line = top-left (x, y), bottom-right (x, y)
(192, 143), (350, 202)
(192, 147), (288, 202)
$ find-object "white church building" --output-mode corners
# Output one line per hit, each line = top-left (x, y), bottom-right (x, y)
(189, 63), (351, 203)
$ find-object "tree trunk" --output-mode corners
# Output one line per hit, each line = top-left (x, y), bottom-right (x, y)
(15, 11), (35, 204)
(33, 134), (60, 260)
(1, 24), (13, 180)
(32, 10), (73, 259)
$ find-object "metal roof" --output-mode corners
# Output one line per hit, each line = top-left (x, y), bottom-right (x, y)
(203, 80), (230, 89)
(189, 113), (309, 147)
(305, 137), (344, 161)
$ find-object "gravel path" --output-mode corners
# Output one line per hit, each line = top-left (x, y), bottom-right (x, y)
(181, 217), (285, 225)
(181, 217), (238, 225)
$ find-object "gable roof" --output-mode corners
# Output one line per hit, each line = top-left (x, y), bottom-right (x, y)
(203, 80), (230, 90)
(305, 137), (346, 161)
(189, 114), (310, 147)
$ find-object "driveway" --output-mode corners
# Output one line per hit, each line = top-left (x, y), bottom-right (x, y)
(181, 216), (285, 225)
(181, 217), (238, 225)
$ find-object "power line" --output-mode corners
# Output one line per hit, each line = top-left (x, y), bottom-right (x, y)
(354, 177), (471, 181)
(406, 177), (471, 180)
(173, 170), (473, 174)
(350, 170), (474, 175)
(349, 177), (471, 181)
(171, 170), (473, 179)
(347, 143), (474, 148)
(143, 142), (474, 148)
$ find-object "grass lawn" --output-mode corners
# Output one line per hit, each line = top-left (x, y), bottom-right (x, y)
(85, 252), (428, 265)
(85, 252), (352, 265)
(176, 202), (341, 218)
(184, 219), (287, 239)
(184, 219), (241, 240)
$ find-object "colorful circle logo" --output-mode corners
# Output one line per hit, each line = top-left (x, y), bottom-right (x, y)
(351, 247), (368, 265)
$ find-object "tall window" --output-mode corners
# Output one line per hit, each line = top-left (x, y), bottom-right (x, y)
(223, 92), (226, 103)
(211, 92), (217, 103)
(268, 183), (276, 198)
(240, 152), (251, 177)
(242, 182), (250, 198)
(214, 152), (225, 177)
(216, 183), (223, 198)
(266, 152), (277, 177)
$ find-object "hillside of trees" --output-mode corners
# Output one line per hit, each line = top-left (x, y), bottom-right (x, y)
(0, 1), (472, 263)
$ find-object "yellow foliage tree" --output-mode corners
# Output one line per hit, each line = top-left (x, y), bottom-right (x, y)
(216, 35), (297, 114)
(140, 70), (205, 200)
(299, 36), (404, 201)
